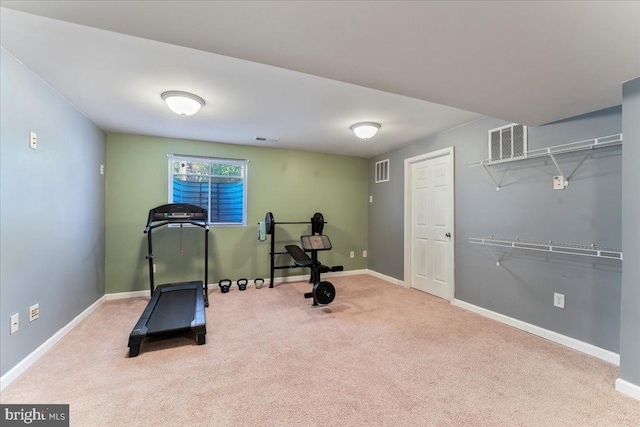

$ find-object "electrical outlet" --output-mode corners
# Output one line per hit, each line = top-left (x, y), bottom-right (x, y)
(29, 132), (37, 149)
(100, 164), (105, 175)
(29, 304), (39, 322)
(349, 251), (355, 259)
(554, 293), (565, 308)
(363, 250), (367, 258)
(153, 264), (157, 273)
(553, 176), (568, 190)
(369, 195), (373, 203)
(10, 313), (19, 334)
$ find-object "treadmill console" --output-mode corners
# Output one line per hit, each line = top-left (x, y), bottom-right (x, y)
(152, 211), (206, 222)
(147, 203), (208, 225)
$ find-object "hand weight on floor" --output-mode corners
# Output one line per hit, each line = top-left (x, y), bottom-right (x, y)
(254, 278), (264, 289)
(219, 279), (232, 293)
(237, 278), (248, 291)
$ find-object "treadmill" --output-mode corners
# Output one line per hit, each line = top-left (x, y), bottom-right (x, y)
(128, 203), (209, 357)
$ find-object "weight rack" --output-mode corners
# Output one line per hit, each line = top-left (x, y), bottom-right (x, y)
(263, 212), (325, 288)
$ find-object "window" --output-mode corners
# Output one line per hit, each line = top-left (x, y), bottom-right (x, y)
(375, 159), (390, 183)
(168, 154), (248, 226)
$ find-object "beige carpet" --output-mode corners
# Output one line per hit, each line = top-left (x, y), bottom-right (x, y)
(2, 275), (638, 426)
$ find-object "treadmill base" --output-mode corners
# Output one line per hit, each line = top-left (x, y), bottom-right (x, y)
(128, 281), (206, 357)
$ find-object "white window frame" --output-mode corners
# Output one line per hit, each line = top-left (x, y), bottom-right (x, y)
(168, 154), (248, 227)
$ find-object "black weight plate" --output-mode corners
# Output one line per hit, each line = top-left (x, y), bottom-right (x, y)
(312, 212), (324, 235)
(265, 212), (274, 235)
(313, 281), (335, 305)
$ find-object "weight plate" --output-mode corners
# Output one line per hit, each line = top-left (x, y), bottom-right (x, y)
(265, 212), (274, 235)
(312, 212), (324, 235)
(313, 281), (335, 305)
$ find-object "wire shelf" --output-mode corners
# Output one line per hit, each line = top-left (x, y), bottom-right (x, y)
(469, 237), (622, 260)
(469, 134), (622, 167)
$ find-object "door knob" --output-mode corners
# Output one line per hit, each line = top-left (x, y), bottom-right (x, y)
(445, 232), (451, 238)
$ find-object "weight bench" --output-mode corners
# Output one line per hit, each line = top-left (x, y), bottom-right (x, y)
(285, 235), (343, 306)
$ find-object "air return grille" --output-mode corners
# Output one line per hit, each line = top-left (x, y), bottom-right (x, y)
(489, 124), (527, 161)
(375, 159), (389, 183)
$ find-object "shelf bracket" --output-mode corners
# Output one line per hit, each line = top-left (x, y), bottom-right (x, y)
(548, 152), (592, 188)
(473, 239), (506, 266)
(482, 165), (508, 191)
(547, 152), (565, 179)
(565, 154), (591, 183)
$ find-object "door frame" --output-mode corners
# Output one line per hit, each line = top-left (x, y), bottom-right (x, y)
(403, 146), (455, 300)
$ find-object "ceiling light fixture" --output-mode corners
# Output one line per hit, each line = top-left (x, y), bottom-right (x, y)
(161, 91), (205, 116)
(350, 122), (381, 140)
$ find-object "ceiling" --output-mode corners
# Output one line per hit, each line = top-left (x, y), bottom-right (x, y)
(1, 1), (638, 158)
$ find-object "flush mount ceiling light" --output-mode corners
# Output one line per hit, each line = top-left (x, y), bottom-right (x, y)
(350, 122), (381, 140)
(161, 91), (205, 116)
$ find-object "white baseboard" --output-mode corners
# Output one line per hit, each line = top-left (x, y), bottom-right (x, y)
(615, 378), (640, 401)
(451, 299), (620, 366)
(1, 296), (106, 391)
(333, 269), (369, 277)
(366, 269), (406, 287)
(106, 290), (149, 300)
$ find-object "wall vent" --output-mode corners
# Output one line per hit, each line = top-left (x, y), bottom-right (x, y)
(489, 124), (527, 161)
(375, 159), (390, 183)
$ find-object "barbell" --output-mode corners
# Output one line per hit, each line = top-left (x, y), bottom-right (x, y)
(264, 211), (325, 235)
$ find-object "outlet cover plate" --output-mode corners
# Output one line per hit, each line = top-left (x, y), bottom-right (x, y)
(29, 132), (37, 149)
(10, 313), (19, 334)
(554, 293), (565, 308)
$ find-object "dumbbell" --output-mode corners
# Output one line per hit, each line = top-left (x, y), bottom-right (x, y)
(237, 278), (248, 291)
(219, 279), (232, 293)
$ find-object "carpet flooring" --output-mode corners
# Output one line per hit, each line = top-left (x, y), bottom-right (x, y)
(2, 275), (638, 426)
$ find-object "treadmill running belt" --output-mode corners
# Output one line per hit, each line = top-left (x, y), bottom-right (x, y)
(146, 288), (197, 334)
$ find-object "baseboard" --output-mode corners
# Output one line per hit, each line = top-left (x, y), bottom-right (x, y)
(105, 290), (149, 300)
(366, 269), (406, 287)
(452, 299), (620, 366)
(615, 378), (640, 401)
(1, 296), (106, 391)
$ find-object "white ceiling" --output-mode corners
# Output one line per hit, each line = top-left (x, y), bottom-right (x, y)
(1, 1), (639, 158)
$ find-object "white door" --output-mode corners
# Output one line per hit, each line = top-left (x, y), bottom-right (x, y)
(406, 149), (454, 300)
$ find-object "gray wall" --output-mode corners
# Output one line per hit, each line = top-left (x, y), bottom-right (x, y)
(620, 78), (640, 386)
(0, 48), (106, 377)
(368, 107), (623, 352)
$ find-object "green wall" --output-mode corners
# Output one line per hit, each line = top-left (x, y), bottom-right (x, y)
(105, 134), (368, 294)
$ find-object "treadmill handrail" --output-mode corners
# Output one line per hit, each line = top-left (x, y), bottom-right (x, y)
(144, 220), (208, 233)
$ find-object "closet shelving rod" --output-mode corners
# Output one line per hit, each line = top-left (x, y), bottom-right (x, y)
(469, 237), (623, 261)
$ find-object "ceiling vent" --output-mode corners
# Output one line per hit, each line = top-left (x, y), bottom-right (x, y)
(489, 124), (527, 161)
(255, 136), (279, 143)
